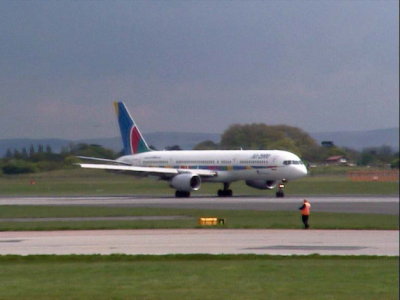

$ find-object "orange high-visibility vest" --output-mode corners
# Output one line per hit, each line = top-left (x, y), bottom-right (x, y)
(301, 202), (311, 215)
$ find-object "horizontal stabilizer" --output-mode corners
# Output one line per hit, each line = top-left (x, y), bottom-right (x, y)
(76, 156), (132, 165)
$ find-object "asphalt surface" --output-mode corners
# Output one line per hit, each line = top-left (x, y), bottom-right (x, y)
(1, 196), (398, 256)
(0, 196), (398, 214)
(0, 229), (397, 256)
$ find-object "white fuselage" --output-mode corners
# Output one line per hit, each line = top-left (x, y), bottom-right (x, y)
(117, 149), (307, 183)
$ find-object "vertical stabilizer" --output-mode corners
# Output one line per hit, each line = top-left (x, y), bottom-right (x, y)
(114, 101), (151, 155)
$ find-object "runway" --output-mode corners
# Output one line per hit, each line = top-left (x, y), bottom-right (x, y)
(0, 196), (397, 256)
(0, 229), (397, 256)
(0, 195), (398, 214)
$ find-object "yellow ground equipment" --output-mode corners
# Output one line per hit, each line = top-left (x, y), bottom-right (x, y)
(198, 217), (225, 225)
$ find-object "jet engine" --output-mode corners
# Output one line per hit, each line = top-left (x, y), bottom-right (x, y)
(170, 173), (201, 192)
(245, 180), (276, 190)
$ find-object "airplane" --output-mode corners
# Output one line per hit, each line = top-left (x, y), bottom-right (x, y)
(77, 102), (308, 198)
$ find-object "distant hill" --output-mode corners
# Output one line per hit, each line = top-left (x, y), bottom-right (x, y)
(0, 128), (397, 157)
(310, 128), (399, 151)
(0, 132), (220, 157)
(81, 132), (221, 153)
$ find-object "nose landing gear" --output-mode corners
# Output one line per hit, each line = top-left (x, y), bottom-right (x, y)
(276, 180), (286, 198)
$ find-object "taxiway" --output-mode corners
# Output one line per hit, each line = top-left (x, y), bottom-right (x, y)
(0, 229), (397, 256)
(0, 195), (398, 214)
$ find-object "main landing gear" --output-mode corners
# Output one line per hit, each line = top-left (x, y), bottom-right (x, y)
(218, 183), (233, 197)
(175, 191), (191, 198)
(276, 181), (286, 198)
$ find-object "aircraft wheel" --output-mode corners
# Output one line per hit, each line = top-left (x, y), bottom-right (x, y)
(175, 191), (190, 198)
(217, 189), (233, 197)
(276, 190), (284, 198)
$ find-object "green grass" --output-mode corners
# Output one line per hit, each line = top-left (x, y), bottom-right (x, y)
(0, 255), (397, 300)
(0, 169), (170, 196)
(0, 206), (397, 230)
(0, 168), (398, 196)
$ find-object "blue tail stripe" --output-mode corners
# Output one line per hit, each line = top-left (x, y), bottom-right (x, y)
(116, 102), (134, 155)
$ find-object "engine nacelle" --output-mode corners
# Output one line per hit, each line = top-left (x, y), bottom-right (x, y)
(170, 173), (201, 192)
(245, 180), (276, 190)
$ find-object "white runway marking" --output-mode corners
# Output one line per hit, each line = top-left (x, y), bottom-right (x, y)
(0, 229), (397, 256)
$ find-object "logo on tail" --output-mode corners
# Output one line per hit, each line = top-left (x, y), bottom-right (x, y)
(114, 102), (151, 155)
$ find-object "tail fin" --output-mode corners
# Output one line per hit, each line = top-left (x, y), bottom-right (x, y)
(114, 101), (151, 155)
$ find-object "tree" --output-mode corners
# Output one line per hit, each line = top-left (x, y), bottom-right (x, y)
(2, 160), (36, 174)
(13, 149), (21, 159)
(271, 125), (319, 159)
(60, 146), (69, 154)
(69, 144), (116, 159)
(391, 158), (399, 169)
(21, 148), (28, 159)
(29, 144), (35, 158)
(268, 138), (300, 155)
(220, 123), (284, 150)
(1, 143), (119, 175)
(219, 123), (320, 161)
(376, 145), (395, 164)
(358, 148), (377, 166)
(5, 148), (12, 159)
(165, 145), (182, 151)
(193, 140), (219, 150)
(341, 147), (360, 164)
(46, 145), (52, 154)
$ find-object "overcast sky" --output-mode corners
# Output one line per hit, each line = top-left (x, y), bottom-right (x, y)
(0, 0), (398, 140)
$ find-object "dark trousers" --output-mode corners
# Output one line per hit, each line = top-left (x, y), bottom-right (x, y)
(301, 215), (309, 229)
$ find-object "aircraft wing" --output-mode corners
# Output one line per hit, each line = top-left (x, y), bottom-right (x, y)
(77, 163), (217, 177)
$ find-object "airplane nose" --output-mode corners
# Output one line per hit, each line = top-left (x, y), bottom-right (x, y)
(295, 164), (308, 178)
(301, 165), (308, 176)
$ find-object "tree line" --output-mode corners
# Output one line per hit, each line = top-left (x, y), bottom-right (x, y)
(1, 124), (398, 175)
(193, 123), (399, 168)
(1, 143), (116, 175)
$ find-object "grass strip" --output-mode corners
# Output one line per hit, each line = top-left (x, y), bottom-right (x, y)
(0, 168), (398, 196)
(0, 253), (397, 262)
(0, 206), (398, 230)
(0, 254), (397, 300)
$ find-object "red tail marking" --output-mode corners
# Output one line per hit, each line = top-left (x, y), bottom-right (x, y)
(130, 127), (141, 154)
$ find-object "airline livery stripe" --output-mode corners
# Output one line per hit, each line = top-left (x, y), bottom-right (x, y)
(130, 127), (141, 154)
(147, 165), (279, 171)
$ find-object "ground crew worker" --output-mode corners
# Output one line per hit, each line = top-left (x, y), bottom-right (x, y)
(299, 199), (311, 229)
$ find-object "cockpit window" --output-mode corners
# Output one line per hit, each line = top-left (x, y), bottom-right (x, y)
(283, 160), (303, 165)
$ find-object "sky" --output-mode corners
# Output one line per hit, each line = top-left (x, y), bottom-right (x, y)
(0, 0), (398, 140)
